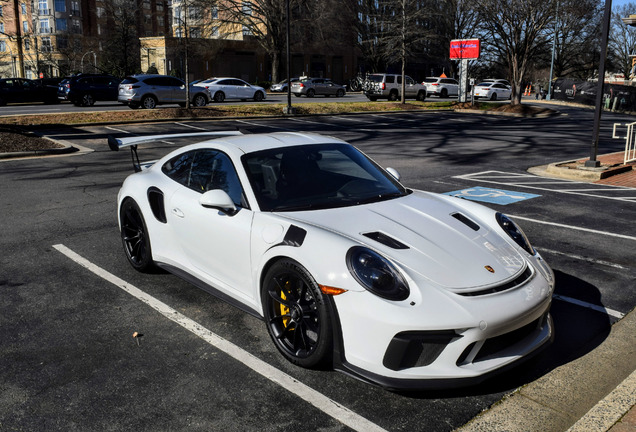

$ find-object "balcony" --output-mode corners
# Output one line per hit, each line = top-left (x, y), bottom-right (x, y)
(38, 8), (51, 15)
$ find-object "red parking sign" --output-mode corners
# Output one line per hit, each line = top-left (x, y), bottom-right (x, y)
(450, 39), (480, 60)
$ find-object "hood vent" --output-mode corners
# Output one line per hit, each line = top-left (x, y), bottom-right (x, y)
(451, 212), (480, 231)
(363, 231), (409, 249)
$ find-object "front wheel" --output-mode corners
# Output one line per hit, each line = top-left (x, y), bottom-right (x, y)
(262, 259), (333, 368)
(388, 91), (399, 101)
(120, 199), (155, 272)
(336, 89), (345, 97)
(193, 94), (207, 107)
(253, 91), (264, 102)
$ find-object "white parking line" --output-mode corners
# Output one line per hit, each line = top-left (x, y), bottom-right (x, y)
(510, 214), (636, 242)
(537, 248), (628, 270)
(174, 122), (208, 130)
(52, 244), (387, 432)
(553, 294), (625, 319)
(105, 126), (131, 134)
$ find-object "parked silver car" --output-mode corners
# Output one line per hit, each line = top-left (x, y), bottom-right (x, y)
(270, 78), (299, 92)
(291, 77), (346, 97)
(118, 74), (210, 109)
(194, 77), (266, 102)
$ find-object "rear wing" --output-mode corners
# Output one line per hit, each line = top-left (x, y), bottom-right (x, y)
(107, 131), (244, 172)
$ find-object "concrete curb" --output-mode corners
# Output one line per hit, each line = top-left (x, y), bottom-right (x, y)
(456, 306), (636, 432)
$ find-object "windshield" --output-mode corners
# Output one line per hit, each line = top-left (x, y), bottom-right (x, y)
(242, 143), (408, 212)
(475, 82), (492, 87)
(367, 75), (384, 83)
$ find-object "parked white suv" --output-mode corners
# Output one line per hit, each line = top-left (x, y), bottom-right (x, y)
(423, 77), (459, 98)
(364, 73), (427, 101)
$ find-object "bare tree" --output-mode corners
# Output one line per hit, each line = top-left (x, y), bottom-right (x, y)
(609, 2), (636, 78)
(474, 0), (555, 104)
(100, 0), (141, 77)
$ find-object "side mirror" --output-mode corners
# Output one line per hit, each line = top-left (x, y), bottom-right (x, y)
(199, 189), (238, 215)
(386, 167), (401, 181)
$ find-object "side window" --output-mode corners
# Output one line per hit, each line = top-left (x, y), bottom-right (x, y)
(163, 150), (196, 187)
(168, 77), (184, 87)
(385, 75), (394, 84)
(164, 149), (245, 206)
(406, 76), (414, 85)
(144, 77), (161, 86)
(397, 76), (402, 85)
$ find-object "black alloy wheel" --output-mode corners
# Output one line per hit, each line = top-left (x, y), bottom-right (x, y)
(262, 259), (333, 368)
(214, 91), (225, 102)
(254, 91), (264, 102)
(120, 199), (155, 272)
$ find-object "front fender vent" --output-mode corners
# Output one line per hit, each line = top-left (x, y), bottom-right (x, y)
(147, 187), (166, 223)
(363, 231), (409, 250)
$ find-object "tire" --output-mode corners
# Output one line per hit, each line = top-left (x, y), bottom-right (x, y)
(367, 96), (378, 102)
(141, 95), (157, 109)
(214, 91), (225, 102)
(253, 91), (264, 102)
(81, 93), (95, 106)
(193, 94), (207, 107)
(388, 91), (399, 101)
(336, 89), (345, 97)
(120, 199), (155, 272)
(416, 91), (426, 101)
(262, 259), (333, 368)
(293, 93), (301, 97)
(440, 88), (448, 98)
(490, 93), (498, 101)
(306, 89), (315, 98)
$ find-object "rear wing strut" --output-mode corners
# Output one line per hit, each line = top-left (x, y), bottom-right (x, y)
(107, 131), (244, 172)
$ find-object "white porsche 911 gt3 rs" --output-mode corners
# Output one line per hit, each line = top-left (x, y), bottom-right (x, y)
(110, 130), (555, 390)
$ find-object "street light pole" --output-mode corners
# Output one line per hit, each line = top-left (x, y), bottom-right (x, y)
(547, 1), (559, 101)
(587, 0), (613, 168)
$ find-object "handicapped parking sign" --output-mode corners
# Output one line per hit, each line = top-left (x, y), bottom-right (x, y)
(444, 186), (540, 205)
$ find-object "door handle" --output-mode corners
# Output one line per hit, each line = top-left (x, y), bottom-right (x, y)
(172, 208), (185, 218)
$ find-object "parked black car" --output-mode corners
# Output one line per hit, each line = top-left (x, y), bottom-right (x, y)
(57, 73), (121, 106)
(0, 78), (59, 105)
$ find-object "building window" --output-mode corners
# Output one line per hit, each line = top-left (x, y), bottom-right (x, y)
(144, 14), (150, 24)
(41, 36), (51, 51)
(211, 6), (217, 19)
(0, 6), (3, 16)
(0, 41), (5, 52)
(38, 0), (49, 15)
(189, 27), (200, 38)
(23, 21), (28, 33)
(97, 23), (101, 35)
(173, 6), (181, 24)
(24, 38), (30, 50)
(156, 15), (163, 27)
(96, 7), (104, 17)
(21, 3), (27, 14)
(72, 18), (80, 33)
(70, 1), (79, 15)
(57, 35), (67, 49)
(0, 23), (4, 33)
(212, 26), (218, 37)
(55, 18), (66, 31)
(156, 0), (163, 11)
(39, 18), (50, 33)
(143, 0), (150, 9)
(175, 27), (182, 37)
(188, 6), (200, 20)
(54, 0), (65, 12)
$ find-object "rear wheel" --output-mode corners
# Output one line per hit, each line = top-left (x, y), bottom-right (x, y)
(81, 93), (95, 106)
(214, 91), (225, 102)
(388, 90), (399, 101)
(262, 259), (333, 368)
(306, 89), (315, 98)
(440, 88), (448, 98)
(490, 93), (498, 101)
(120, 199), (155, 272)
(141, 95), (157, 109)
(336, 89), (345, 97)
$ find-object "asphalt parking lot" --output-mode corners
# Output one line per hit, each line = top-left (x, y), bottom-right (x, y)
(1, 107), (634, 431)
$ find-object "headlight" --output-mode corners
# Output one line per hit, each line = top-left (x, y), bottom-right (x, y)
(346, 247), (409, 301)
(496, 213), (535, 255)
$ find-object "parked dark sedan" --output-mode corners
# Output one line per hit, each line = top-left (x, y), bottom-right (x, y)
(0, 78), (59, 105)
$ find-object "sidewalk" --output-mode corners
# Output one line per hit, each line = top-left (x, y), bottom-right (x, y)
(457, 151), (636, 432)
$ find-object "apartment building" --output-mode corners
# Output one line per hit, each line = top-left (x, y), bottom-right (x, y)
(0, 0), (359, 85)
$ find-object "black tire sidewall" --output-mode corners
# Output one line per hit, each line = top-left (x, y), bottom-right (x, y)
(120, 199), (154, 272)
(261, 259), (333, 368)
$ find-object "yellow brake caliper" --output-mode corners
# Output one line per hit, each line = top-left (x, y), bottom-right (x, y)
(280, 281), (291, 328)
